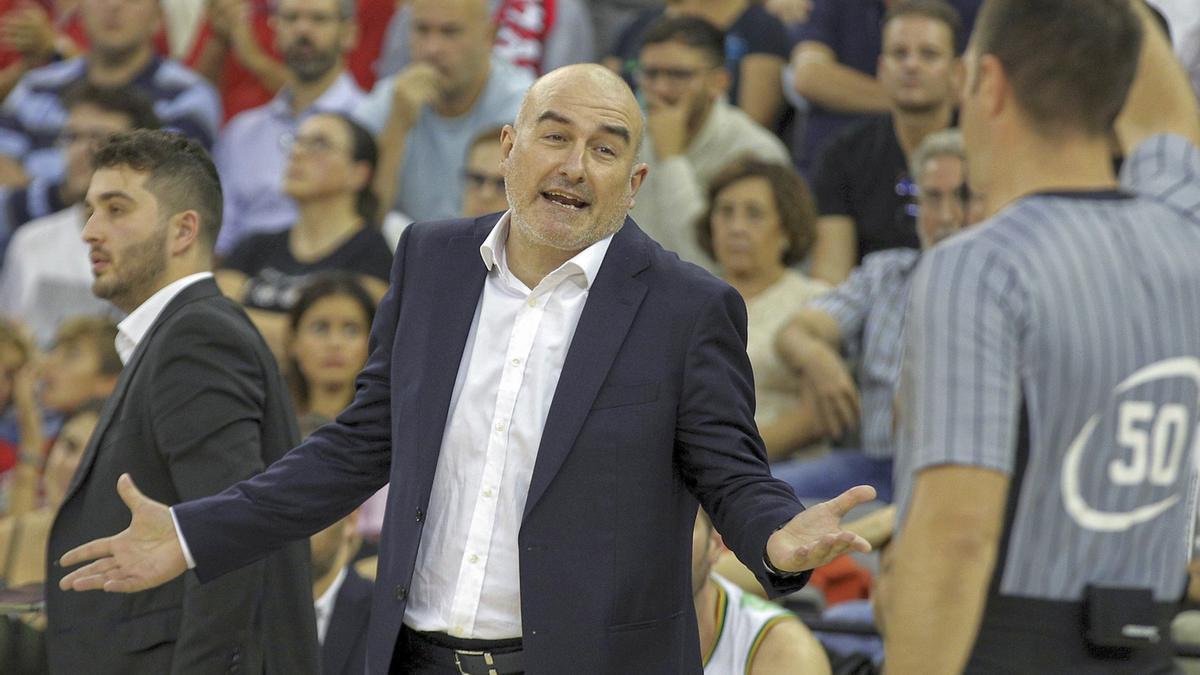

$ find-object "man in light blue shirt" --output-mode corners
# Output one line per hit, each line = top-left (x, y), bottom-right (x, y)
(213, 0), (366, 257)
(354, 0), (532, 223)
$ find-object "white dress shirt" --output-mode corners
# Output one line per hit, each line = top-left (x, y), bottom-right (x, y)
(114, 272), (214, 365)
(313, 567), (349, 645)
(402, 213), (613, 639)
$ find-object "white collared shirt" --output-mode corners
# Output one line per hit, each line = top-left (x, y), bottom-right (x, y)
(402, 212), (613, 639)
(115, 272), (214, 364)
(314, 567), (349, 645)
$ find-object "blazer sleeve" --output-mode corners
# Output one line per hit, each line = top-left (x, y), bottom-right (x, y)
(145, 310), (298, 673)
(173, 226), (412, 582)
(674, 282), (810, 597)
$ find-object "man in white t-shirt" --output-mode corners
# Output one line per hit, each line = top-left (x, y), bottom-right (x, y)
(692, 509), (831, 674)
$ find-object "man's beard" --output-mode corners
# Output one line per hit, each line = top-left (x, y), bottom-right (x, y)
(285, 41), (339, 83)
(506, 181), (632, 254)
(92, 226), (168, 311)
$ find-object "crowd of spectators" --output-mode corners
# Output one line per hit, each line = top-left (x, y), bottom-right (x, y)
(0, 0), (1197, 672)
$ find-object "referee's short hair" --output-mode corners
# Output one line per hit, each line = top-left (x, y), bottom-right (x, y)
(970, 0), (1142, 137)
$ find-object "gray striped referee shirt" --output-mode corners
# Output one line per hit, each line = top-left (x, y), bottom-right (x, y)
(895, 134), (1200, 602)
(811, 247), (920, 459)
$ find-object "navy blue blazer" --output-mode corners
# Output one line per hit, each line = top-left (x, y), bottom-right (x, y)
(175, 215), (808, 673)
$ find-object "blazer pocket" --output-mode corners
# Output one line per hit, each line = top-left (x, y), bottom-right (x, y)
(591, 383), (659, 410)
(607, 609), (684, 633)
(117, 606), (181, 653)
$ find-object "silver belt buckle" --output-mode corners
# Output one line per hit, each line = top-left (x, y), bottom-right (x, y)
(454, 649), (499, 675)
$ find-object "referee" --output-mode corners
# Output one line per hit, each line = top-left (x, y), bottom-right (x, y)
(881, 0), (1200, 673)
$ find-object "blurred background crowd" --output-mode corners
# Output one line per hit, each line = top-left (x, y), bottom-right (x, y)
(0, 0), (1197, 672)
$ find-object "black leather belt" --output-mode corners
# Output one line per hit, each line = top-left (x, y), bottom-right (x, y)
(401, 625), (525, 675)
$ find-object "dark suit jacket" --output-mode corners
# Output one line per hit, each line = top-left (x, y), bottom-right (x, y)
(175, 217), (808, 674)
(45, 278), (320, 674)
(322, 567), (372, 675)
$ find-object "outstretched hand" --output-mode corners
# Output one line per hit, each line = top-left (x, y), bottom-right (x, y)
(766, 485), (877, 573)
(58, 474), (188, 593)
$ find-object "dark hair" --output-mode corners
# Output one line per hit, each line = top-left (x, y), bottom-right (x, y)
(92, 130), (224, 251)
(321, 113), (381, 224)
(53, 315), (122, 377)
(285, 272), (377, 410)
(883, 0), (963, 53)
(696, 157), (817, 267)
(639, 15), (726, 67)
(62, 82), (161, 131)
(970, 0), (1142, 137)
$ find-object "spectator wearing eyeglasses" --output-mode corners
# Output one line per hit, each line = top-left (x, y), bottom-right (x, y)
(461, 126), (508, 218)
(217, 113), (391, 361)
(628, 15), (790, 272)
(0, 83), (158, 347)
(211, 0), (366, 258)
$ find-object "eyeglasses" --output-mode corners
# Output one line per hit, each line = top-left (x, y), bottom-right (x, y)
(463, 170), (505, 193)
(634, 66), (706, 85)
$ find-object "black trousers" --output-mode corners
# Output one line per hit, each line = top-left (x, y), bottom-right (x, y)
(966, 594), (1178, 674)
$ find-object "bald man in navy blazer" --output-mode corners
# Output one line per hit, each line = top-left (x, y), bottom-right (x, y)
(59, 64), (874, 674)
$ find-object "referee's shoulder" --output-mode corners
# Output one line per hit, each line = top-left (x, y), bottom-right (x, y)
(917, 215), (1028, 290)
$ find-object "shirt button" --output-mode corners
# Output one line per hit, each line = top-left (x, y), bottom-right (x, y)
(469, 554), (480, 564)
(527, 298), (536, 307)
(511, 357), (521, 366)
(483, 489), (493, 498)
(495, 422), (505, 432)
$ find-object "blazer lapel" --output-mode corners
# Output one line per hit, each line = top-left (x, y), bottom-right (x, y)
(523, 221), (649, 519)
(63, 280), (221, 503)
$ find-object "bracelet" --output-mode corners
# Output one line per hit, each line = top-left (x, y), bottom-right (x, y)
(763, 518), (805, 578)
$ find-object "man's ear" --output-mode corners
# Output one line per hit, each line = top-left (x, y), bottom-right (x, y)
(169, 210), (201, 256)
(341, 17), (360, 53)
(708, 66), (732, 101)
(626, 162), (649, 210)
(977, 54), (1008, 121)
(499, 125), (516, 175)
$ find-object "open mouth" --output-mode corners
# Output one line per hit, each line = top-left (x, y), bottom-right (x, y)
(541, 190), (590, 210)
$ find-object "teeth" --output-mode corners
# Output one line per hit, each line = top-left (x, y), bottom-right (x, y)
(543, 191), (587, 209)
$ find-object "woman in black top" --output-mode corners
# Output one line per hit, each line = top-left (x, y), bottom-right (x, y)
(218, 113), (393, 360)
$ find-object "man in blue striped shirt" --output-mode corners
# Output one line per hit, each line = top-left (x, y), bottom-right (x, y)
(882, 1), (1200, 672)
(774, 127), (979, 504)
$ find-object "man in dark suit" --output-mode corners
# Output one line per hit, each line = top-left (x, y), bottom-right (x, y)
(57, 65), (874, 674)
(44, 131), (319, 674)
(311, 513), (372, 675)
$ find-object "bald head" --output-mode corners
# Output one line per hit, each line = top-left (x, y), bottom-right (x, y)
(517, 64), (646, 158)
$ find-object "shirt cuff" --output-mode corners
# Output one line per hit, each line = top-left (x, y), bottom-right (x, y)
(169, 506), (197, 570)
